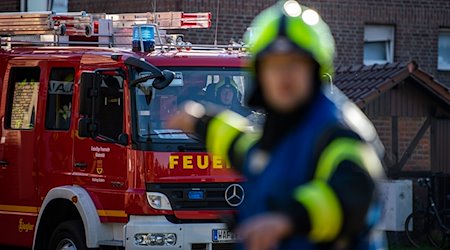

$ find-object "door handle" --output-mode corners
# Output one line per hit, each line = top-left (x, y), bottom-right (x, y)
(74, 162), (87, 168)
(0, 160), (8, 166)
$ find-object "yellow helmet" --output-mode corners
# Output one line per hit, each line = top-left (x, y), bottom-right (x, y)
(245, 0), (335, 78)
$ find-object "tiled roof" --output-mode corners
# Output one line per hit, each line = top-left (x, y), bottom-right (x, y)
(333, 61), (450, 107)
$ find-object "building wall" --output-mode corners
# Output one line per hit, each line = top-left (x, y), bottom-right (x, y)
(302, 0), (450, 85)
(398, 117), (431, 172)
(370, 116), (431, 172)
(68, 0), (450, 87)
(1, 0), (449, 86)
(68, 0), (182, 13)
(0, 0), (449, 173)
(432, 119), (450, 173)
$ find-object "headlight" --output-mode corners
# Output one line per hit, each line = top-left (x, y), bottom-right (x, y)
(135, 233), (177, 246)
(146, 192), (172, 210)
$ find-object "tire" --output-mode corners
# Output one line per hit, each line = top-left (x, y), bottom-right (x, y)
(405, 210), (441, 248)
(429, 209), (450, 249)
(48, 220), (88, 250)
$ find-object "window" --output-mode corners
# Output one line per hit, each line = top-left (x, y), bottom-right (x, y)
(133, 67), (255, 141)
(45, 68), (75, 130)
(438, 30), (450, 70)
(96, 74), (124, 140)
(6, 67), (40, 130)
(364, 25), (394, 65)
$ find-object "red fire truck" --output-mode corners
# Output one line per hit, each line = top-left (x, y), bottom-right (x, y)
(0, 11), (252, 250)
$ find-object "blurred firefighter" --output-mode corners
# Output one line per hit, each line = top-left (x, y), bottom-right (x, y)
(168, 1), (386, 249)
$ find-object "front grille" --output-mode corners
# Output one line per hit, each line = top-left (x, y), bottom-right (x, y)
(147, 183), (237, 210)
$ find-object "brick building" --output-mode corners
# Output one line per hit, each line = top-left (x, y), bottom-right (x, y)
(1, 0), (449, 174)
(1, 0), (449, 87)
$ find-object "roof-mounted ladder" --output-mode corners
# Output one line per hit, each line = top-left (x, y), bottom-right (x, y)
(0, 10), (211, 49)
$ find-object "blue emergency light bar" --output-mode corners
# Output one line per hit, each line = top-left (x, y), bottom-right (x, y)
(132, 25), (155, 53)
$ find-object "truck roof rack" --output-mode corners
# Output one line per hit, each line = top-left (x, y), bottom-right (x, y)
(0, 11), (93, 36)
(0, 10), (222, 51)
(106, 12), (211, 30)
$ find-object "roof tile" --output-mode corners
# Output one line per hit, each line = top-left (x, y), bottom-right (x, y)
(334, 62), (409, 103)
(334, 61), (450, 106)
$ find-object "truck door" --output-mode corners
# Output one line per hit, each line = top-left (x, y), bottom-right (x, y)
(0, 64), (43, 247)
(72, 71), (128, 221)
(37, 65), (77, 201)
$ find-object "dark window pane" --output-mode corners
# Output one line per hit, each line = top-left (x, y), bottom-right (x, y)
(97, 75), (124, 140)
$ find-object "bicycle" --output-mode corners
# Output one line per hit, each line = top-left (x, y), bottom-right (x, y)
(405, 177), (450, 249)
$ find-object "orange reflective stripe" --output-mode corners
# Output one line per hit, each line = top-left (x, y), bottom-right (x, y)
(0, 204), (39, 214)
(97, 209), (127, 218)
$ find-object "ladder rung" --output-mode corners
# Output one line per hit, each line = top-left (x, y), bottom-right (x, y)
(0, 23), (50, 28)
(111, 19), (211, 29)
(0, 11), (52, 19)
(182, 12), (211, 19)
(0, 30), (51, 35)
(52, 16), (92, 22)
(0, 25), (51, 31)
(106, 12), (183, 21)
(0, 17), (49, 22)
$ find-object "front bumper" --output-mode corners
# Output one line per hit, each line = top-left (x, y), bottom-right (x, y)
(125, 215), (234, 250)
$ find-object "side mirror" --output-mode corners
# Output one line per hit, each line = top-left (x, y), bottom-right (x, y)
(118, 133), (129, 146)
(78, 118), (97, 138)
(152, 70), (175, 90)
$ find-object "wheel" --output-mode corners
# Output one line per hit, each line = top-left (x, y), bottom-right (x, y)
(405, 210), (442, 248)
(429, 209), (450, 249)
(48, 220), (88, 250)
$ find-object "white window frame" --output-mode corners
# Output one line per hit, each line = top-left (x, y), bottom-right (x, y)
(437, 29), (450, 71)
(364, 25), (395, 65)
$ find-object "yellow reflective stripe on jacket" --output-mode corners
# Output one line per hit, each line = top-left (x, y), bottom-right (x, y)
(294, 138), (376, 242)
(314, 138), (365, 181)
(314, 137), (384, 180)
(234, 132), (261, 158)
(206, 111), (249, 164)
(294, 180), (343, 242)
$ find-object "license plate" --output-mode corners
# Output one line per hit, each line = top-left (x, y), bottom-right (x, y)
(212, 229), (238, 242)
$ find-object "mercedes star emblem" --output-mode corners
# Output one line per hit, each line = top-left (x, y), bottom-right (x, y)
(225, 184), (245, 207)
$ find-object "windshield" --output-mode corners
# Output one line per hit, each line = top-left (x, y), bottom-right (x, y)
(133, 67), (261, 141)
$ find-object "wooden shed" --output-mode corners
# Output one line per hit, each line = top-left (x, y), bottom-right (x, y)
(334, 61), (450, 178)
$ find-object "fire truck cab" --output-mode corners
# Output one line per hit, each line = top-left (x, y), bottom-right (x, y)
(0, 11), (251, 250)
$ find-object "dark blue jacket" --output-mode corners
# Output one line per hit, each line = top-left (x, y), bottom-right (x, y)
(198, 91), (384, 250)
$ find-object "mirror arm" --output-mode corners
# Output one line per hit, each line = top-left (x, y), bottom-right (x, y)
(124, 57), (163, 78)
(130, 75), (158, 87)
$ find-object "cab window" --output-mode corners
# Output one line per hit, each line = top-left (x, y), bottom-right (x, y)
(45, 68), (75, 130)
(97, 74), (124, 140)
(6, 67), (40, 130)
